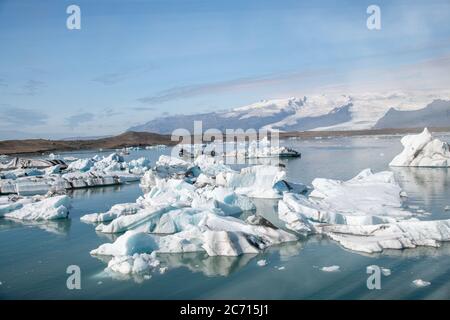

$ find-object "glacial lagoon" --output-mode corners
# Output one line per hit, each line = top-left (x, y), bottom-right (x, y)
(1, 135), (450, 299)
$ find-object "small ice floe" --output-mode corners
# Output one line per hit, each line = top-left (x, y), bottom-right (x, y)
(412, 279), (431, 287)
(97, 281), (103, 285)
(321, 265), (340, 272)
(444, 206), (450, 211)
(390, 128), (450, 167)
(159, 267), (168, 274)
(257, 259), (267, 267)
(381, 268), (391, 276)
(277, 266), (285, 271)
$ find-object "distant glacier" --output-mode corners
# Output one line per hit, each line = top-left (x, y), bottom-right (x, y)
(129, 91), (450, 133)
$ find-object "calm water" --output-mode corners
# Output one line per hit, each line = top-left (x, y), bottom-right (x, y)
(1, 135), (450, 299)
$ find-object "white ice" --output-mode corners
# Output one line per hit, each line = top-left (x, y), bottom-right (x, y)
(318, 219), (450, 253)
(321, 265), (340, 272)
(2, 195), (70, 220)
(91, 211), (297, 267)
(1, 152), (147, 195)
(390, 128), (450, 167)
(278, 169), (413, 232)
(412, 279), (431, 287)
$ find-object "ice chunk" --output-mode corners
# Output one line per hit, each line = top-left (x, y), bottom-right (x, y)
(216, 165), (286, 198)
(93, 153), (125, 171)
(321, 265), (340, 272)
(257, 259), (267, 267)
(67, 158), (95, 172)
(80, 203), (141, 223)
(90, 230), (158, 256)
(3, 195), (70, 220)
(412, 279), (431, 287)
(140, 156), (194, 189)
(126, 157), (150, 174)
(381, 268), (391, 276)
(319, 219), (450, 253)
(390, 128), (450, 167)
(194, 154), (233, 177)
(192, 186), (256, 215)
(0, 195), (35, 216)
(277, 196), (314, 234)
(107, 253), (161, 275)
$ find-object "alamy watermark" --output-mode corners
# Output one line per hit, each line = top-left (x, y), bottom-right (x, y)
(66, 4), (81, 30)
(367, 5), (381, 30)
(366, 265), (391, 290)
(66, 265), (81, 290)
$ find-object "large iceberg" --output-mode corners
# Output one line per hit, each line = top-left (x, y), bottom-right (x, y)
(278, 169), (413, 231)
(390, 128), (450, 167)
(91, 181), (256, 234)
(278, 168), (450, 254)
(91, 212), (297, 258)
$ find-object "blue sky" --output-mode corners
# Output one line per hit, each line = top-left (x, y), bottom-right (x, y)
(1, 0), (450, 139)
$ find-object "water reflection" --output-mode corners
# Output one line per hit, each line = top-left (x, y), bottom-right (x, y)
(69, 185), (127, 198)
(392, 167), (450, 217)
(94, 240), (307, 283)
(0, 217), (71, 235)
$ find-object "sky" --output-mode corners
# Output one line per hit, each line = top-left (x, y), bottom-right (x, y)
(1, 0), (450, 139)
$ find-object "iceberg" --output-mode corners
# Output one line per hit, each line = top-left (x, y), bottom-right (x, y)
(91, 211), (297, 262)
(390, 128), (450, 167)
(278, 169), (414, 231)
(2, 195), (70, 220)
(80, 203), (141, 223)
(107, 252), (161, 275)
(276, 168), (450, 254)
(317, 219), (450, 253)
(220, 137), (301, 159)
(0, 153), (148, 195)
(91, 177), (257, 234)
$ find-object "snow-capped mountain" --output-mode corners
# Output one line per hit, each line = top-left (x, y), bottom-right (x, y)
(129, 91), (450, 134)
